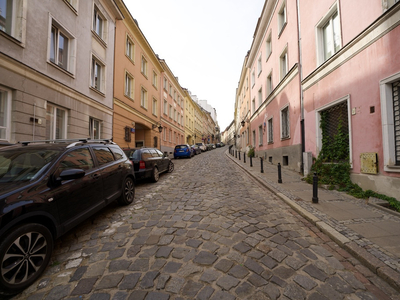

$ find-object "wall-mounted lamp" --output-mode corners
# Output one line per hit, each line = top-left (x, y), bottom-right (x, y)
(241, 120), (246, 127)
(152, 123), (163, 133)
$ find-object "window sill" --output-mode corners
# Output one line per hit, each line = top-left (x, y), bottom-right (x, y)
(125, 55), (135, 65)
(48, 61), (75, 78)
(124, 94), (134, 101)
(268, 141), (274, 145)
(141, 105), (148, 111)
(0, 30), (24, 48)
(90, 86), (105, 97)
(384, 165), (400, 173)
(63, 0), (78, 15)
(278, 22), (287, 38)
(92, 30), (107, 48)
(281, 136), (290, 141)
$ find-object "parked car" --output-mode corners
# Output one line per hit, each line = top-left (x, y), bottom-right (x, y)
(0, 139), (135, 296)
(123, 147), (173, 182)
(174, 144), (194, 158)
(196, 142), (207, 152)
(191, 144), (201, 155)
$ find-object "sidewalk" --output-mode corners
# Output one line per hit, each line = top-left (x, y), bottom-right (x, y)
(225, 148), (400, 292)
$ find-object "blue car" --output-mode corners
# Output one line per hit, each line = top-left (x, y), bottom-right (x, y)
(174, 144), (194, 159)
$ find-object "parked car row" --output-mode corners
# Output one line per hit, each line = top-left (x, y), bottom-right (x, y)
(0, 139), (175, 296)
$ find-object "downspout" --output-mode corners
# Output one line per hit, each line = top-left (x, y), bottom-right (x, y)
(296, 0), (305, 175)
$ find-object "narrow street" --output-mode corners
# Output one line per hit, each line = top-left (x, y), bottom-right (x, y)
(13, 148), (400, 300)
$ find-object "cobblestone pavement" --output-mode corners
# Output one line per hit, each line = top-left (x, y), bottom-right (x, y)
(11, 148), (400, 300)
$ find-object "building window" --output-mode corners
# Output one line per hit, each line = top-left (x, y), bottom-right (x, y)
(317, 5), (341, 64)
(91, 56), (104, 92)
(169, 105), (173, 119)
(252, 98), (255, 114)
(174, 109), (177, 122)
(141, 56), (147, 77)
(258, 88), (263, 107)
(140, 87), (147, 109)
(257, 54), (262, 75)
(281, 105), (290, 139)
(153, 71), (158, 89)
(64, 0), (78, 12)
(163, 78), (168, 90)
(252, 130), (256, 147)
(125, 72), (134, 99)
(278, 1), (287, 35)
(89, 117), (101, 139)
(266, 32), (272, 60)
(380, 74), (400, 171)
(0, 87), (11, 141)
(280, 47), (288, 80)
(0, 0), (25, 42)
(49, 20), (75, 73)
(152, 98), (157, 116)
(258, 125), (263, 146)
(267, 71), (273, 95)
(93, 6), (105, 40)
(126, 36), (134, 60)
(268, 117), (273, 143)
(164, 100), (168, 115)
(251, 70), (255, 87)
(46, 103), (67, 140)
(169, 85), (172, 96)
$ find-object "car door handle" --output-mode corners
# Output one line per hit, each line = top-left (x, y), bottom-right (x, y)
(93, 173), (101, 179)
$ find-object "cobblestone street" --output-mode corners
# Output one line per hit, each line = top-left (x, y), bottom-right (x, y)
(12, 148), (400, 300)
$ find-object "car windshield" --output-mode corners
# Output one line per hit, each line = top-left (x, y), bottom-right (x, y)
(0, 148), (61, 183)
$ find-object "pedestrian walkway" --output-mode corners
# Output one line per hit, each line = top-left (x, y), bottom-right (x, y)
(226, 148), (400, 292)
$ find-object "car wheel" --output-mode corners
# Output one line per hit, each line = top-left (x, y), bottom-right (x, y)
(167, 162), (174, 173)
(0, 223), (53, 296)
(151, 167), (159, 182)
(118, 177), (135, 205)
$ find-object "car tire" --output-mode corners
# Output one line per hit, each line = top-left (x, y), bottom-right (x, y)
(118, 177), (135, 205)
(0, 223), (53, 296)
(167, 162), (174, 173)
(151, 167), (159, 182)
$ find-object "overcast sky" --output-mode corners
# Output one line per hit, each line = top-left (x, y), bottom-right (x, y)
(124, 0), (265, 131)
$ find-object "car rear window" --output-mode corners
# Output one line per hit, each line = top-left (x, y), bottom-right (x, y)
(175, 145), (187, 149)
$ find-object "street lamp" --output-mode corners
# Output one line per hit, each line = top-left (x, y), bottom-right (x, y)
(241, 120), (245, 127)
(152, 123), (163, 150)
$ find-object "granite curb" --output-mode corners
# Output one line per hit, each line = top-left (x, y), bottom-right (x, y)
(225, 149), (400, 293)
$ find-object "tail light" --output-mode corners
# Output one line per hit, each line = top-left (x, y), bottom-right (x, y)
(139, 161), (145, 169)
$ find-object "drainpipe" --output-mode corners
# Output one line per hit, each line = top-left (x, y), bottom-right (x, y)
(296, 0), (305, 175)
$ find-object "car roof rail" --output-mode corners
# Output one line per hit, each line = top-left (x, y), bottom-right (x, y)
(18, 138), (115, 147)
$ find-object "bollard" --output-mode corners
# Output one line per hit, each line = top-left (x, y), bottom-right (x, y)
(235, 150), (237, 158)
(312, 172), (319, 203)
(244, 153), (246, 163)
(250, 156), (253, 167)
(260, 157), (264, 173)
(278, 163), (282, 183)
(239, 151), (241, 160)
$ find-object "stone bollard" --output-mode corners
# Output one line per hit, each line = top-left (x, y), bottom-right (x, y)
(239, 151), (241, 160)
(312, 172), (319, 203)
(235, 150), (237, 158)
(250, 156), (253, 167)
(260, 157), (264, 173)
(244, 153), (246, 163)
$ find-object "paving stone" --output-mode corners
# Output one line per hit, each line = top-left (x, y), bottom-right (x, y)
(233, 242), (251, 253)
(89, 293), (110, 300)
(209, 290), (236, 300)
(177, 263), (203, 277)
(235, 281), (255, 298)
(46, 285), (71, 300)
(165, 277), (185, 294)
(271, 234), (287, 245)
(200, 269), (221, 283)
(283, 283), (307, 300)
(186, 239), (203, 248)
(140, 271), (159, 289)
(293, 274), (317, 290)
(203, 241), (220, 252)
(172, 247), (190, 259)
(158, 235), (174, 245)
(327, 275), (355, 294)
(308, 293), (329, 300)
(285, 257), (306, 270)
(316, 283), (343, 300)
(193, 251), (218, 265)
(145, 291), (170, 300)
(260, 255), (278, 269)
(270, 275), (287, 287)
(127, 290), (147, 300)
(242, 225), (258, 234)
(131, 236), (147, 245)
(300, 248), (318, 260)
(268, 248), (287, 262)
(228, 264), (249, 279)
(129, 258), (149, 271)
(215, 259), (234, 273)
(264, 283), (281, 300)
(156, 274), (170, 290)
(197, 286), (215, 300)
(303, 264), (329, 282)
(109, 260), (131, 272)
(163, 261), (182, 273)
(182, 280), (204, 297)
(112, 291), (128, 300)
(71, 277), (98, 295)
(127, 245), (141, 258)
(273, 266), (295, 279)
(216, 275), (240, 291)
(247, 273), (268, 287)
(70, 266), (87, 282)
(86, 261), (108, 277)
(156, 246), (173, 258)
(244, 258), (264, 274)
(119, 273), (141, 290)
(338, 270), (366, 290)
(151, 259), (167, 270)
(96, 273), (124, 290)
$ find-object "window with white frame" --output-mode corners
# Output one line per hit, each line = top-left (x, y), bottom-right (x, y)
(251, 70), (255, 87)
(0, 87), (11, 141)
(258, 88), (263, 107)
(280, 47), (288, 80)
(317, 5), (341, 64)
(126, 36), (134, 60)
(153, 71), (158, 89)
(257, 54), (262, 75)
(163, 78), (168, 90)
(258, 125), (263, 146)
(267, 71), (273, 95)
(169, 105), (173, 118)
(252, 130), (256, 147)
(281, 105), (290, 139)
(152, 98), (157, 116)
(141, 56), (147, 77)
(91, 56), (104, 92)
(278, 1), (287, 34)
(252, 98), (255, 114)
(380, 73), (400, 171)
(49, 20), (75, 73)
(169, 129), (172, 142)
(164, 99), (168, 115)
(46, 103), (67, 140)
(93, 6), (105, 40)
(169, 85), (172, 96)
(64, 0), (78, 11)
(89, 117), (101, 139)
(174, 109), (177, 122)
(0, 0), (25, 42)
(163, 128), (166, 141)
(268, 117), (273, 143)
(140, 87), (147, 109)
(266, 32), (272, 60)
(125, 72), (134, 99)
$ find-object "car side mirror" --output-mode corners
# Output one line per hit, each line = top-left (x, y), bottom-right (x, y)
(57, 168), (85, 181)
(163, 151), (168, 157)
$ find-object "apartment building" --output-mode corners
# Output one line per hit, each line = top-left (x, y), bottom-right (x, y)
(183, 88), (196, 145)
(236, 54), (251, 151)
(0, 0), (121, 143)
(113, 0), (163, 149)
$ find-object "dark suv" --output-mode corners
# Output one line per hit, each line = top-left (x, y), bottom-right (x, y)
(0, 139), (135, 296)
(123, 148), (173, 182)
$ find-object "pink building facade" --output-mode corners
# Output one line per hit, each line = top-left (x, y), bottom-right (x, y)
(242, 0), (400, 198)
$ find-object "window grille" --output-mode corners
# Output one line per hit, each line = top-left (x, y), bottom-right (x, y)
(393, 81), (400, 165)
